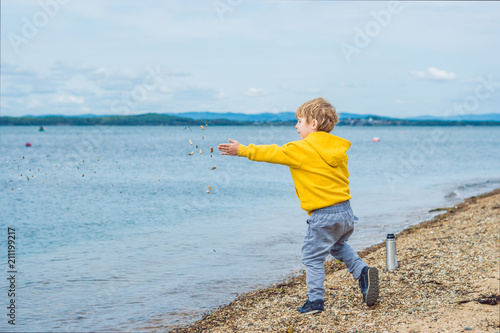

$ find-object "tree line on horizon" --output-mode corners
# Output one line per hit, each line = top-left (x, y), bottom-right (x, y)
(1, 113), (499, 126)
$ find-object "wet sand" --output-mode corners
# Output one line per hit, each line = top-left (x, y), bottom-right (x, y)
(159, 189), (500, 332)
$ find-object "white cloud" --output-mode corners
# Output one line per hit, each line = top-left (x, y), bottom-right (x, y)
(0, 100), (9, 108)
(393, 99), (416, 105)
(2, 2), (499, 117)
(411, 67), (457, 81)
(245, 88), (267, 96)
(27, 99), (41, 108)
(172, 86), (219, 101)
(53, 95), (85, 104)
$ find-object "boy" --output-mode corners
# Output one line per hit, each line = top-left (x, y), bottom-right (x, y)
(217, 97), (379, 314)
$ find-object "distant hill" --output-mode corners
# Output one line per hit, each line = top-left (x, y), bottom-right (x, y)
(406, 113), (500, 122)
(16, 111), (381, 122)
(169, 111), (297, 122)
(13, 111), (500, 122)
(168, 111), (386, 122)
(173, 111), (500, 122)
(0, 113), (249, 126)
(2, 112), (499, 126)
(22, 113), (112, 118)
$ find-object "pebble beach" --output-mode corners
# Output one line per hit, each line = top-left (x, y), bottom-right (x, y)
(155, 188), (500, 333)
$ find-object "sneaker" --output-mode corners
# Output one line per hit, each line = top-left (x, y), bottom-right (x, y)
(358, 266), (379, 306)
(297, 299), (324, 314)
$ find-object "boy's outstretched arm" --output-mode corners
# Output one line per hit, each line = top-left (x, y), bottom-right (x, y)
(218, 139), (240, 156)
(218, 139), (301, 168)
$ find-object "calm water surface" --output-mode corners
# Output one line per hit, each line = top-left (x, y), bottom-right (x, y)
(0, 125), (499, 331)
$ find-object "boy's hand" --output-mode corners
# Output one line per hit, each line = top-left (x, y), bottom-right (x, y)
(218, 139), (240, 156)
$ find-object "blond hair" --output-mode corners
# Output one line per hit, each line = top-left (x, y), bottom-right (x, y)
(295, 97), (338, 132)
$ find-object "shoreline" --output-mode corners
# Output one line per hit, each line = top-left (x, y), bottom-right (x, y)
(160, 189), (500, 332)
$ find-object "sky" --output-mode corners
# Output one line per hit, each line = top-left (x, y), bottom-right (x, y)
(1, 0), (500, 118)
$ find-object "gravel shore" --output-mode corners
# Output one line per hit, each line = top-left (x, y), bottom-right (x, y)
(161, 189), (500, 333)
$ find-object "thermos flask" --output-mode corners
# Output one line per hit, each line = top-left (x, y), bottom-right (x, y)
(386, 233), (399, 271)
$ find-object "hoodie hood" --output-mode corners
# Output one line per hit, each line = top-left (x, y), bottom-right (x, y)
(304, 131), (351, 167)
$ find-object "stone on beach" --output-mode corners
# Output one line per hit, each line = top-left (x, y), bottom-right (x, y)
(165, 189), (500, 333)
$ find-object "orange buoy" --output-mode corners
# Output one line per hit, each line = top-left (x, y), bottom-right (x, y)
(372, 137), (380, 142)
(25, 142), (32, 147)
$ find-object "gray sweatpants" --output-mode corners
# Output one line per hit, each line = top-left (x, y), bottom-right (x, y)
(302, 200), (367, 301)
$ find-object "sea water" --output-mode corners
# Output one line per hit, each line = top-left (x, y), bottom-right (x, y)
(0, 125), (499, 331)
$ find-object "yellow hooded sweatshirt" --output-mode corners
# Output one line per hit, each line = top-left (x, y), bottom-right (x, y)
(237, 131), (352, 215)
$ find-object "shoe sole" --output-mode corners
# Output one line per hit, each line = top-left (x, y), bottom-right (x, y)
(365, 267), (379, 306)
(300, 309), (322, 315)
